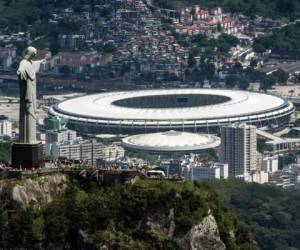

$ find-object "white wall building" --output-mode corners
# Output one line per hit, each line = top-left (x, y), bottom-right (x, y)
(45, 128), (125, 165)
(238, 171), (269, 184)
(46, 129), (78, 144)
(102, 144), (125, 161)
(0, 120), (12, 137)
(50, 140), (106, 166)
(220, 123), (257, 177)
(182, 162), (229, 181)
(262, 156), (278, 173)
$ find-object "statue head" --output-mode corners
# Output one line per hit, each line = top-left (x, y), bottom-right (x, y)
(24, 46), (37, 60)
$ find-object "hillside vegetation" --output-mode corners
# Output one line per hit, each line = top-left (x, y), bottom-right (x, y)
(205, 179), (300, 250)
(253, 22), (300, 52)
(0, 142), (11, 161)
(0, 0), (96, 32)
(153, 0), (300, 20)
(0, 179), (256, 249)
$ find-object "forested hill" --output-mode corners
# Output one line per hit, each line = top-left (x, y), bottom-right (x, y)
(253, 22), (300, 52)
(0, 0), (299, 33)
(205, 179), (300, 250)
(0, 0), (96, 32)
(0, 178), (257, 249)
(153, 0), (300, 20)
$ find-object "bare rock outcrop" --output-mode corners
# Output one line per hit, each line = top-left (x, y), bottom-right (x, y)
(146, 208), (226, 250)
(186, 214), (226, 250)
(0, 174), (67, 209)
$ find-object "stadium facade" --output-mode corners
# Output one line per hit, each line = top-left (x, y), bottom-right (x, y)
(49, 89), (294, 134)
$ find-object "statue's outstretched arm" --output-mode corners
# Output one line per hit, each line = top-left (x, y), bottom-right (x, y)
(32, 59), (47, 73)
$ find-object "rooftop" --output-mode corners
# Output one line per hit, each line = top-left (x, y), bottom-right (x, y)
(122, 130), (220, 152)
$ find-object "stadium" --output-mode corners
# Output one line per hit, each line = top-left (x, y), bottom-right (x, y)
(49, 89), (294, 134)
(122, 131), (221, 154)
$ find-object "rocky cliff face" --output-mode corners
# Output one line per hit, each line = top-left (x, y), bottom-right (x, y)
(0, 174), (67, 209)
(184, 214), (226, 250)
(145, 208), (226, 250)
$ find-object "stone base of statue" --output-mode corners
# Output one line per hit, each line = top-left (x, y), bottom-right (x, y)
(11, 142), (43, 169)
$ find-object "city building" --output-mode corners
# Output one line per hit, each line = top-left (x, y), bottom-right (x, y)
(238, 171), (269, 184)
(269, 164), (300, 189)
(102, 144), (125, 161)
(161, 159), (182, 177)
(50, 139), (105, 166)
(45, 129), (125, 165)
(46, 129), (77, 144)
(220, 123), (257, 177)
(44, 116), (68, 131)
(262, 156), (278, 173)
(0, 119), (12, 137)
(182, 162), (228, 181)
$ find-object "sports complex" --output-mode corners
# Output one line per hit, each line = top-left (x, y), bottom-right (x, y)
(49, 89), (294, 134)
(122, 130), (221, 154)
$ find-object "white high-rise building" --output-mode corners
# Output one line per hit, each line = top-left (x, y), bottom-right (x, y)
(220, 123), (257, 177)
(0, 120), (12, 137)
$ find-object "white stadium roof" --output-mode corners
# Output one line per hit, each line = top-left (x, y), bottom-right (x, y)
(49, 89), (294, 133)
(122, 130), (221, 152)
(53, 89), (290, 121)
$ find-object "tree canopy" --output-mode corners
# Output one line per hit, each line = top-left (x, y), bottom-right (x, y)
(254, 23), (300, 53)
(0, 179), (256, 249)
(204, 179), (300, 250)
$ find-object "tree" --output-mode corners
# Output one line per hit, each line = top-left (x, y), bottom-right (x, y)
(103, 43), (116, 54)
(50, 41), (61, 55)
(120, 63), (131, 76)
(59, 65), (71, 75)
(188, 54), (195, 68)
(217, 23), (222, 32)
(31, 216), (45, 242)
(260, 75), (276, 91)
(239, 78), (250, 90)
(0, 204), (8, 247)
(250, 59), (258, 68)
(233, 62), (243, 72)
(272, 69), (289, 85)
(276, 0), (295, 18)
(225, 75), (237, 88)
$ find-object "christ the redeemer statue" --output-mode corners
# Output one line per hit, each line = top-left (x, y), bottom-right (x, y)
(12, 46), (46, 169)
(17, 46), (46, 144)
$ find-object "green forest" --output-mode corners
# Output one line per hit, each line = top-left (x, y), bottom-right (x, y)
(0, 179), (256, 249)
(1, 178), (300, 249)
(253, 22), (300, 53)
(0, 0), (99, 32)
(205, 179), (300, 250)
(153, 0), (300, 20)
(0, 174), (299, 249)
(0, 142), (11, 161)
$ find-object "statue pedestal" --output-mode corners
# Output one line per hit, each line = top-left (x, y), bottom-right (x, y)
(11, 142), (43, 169)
